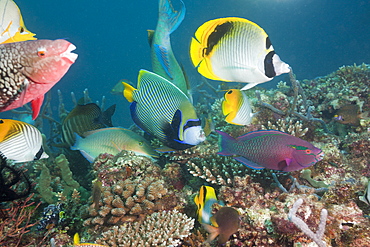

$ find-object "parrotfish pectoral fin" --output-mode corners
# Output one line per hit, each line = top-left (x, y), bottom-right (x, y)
(154, 44), (172, 79)
(241, 82), (259, 91)
(234, 156), (265, 170)
(216, 130), (235, 156)
(159, 0), (186, 34)
(30, 95), (44, 120)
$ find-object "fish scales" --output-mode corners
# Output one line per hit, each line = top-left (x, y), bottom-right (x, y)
(0, 43), (26, 108)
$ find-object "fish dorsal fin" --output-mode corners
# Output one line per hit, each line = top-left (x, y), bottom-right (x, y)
(237, 129), (289, 142)
(122, 82), (137, 103)
(154, 44), (172, 79)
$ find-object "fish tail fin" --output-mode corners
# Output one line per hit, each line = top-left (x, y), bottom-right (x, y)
(122, 82), (136, 103)
(159, 0), (186, 34)
(189, 36), (204, 68)
(216, 130), (235, 156)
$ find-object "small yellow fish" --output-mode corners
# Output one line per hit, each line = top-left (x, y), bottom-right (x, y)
(222, 89), (255, 125)
(190, 17), (290, 90)
(73, 233), (108, 247)
(194, 185), (220, 225)
(0, 0), (36, 44)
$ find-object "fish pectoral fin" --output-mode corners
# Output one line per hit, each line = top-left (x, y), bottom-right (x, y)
(234, 156), (264, 170)
(201, 223), (219, 243)
(154, 44), (172, 79)
(30, 95), (45, 120)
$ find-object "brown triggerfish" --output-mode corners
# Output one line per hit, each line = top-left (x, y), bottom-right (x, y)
(217, 129), (324, 172)
(0, 39), (78, 119)
(202, 207), (240, 244)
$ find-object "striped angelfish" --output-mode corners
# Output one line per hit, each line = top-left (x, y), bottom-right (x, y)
(122, 70), (205, 150)
(0, 119), (48, 162)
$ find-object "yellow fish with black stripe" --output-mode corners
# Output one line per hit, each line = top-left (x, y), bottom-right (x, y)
(194, 185), (223, 225)
(0, 0), (36, 44)
(190, 17), (290, 90)
(0, 119), (48, 162)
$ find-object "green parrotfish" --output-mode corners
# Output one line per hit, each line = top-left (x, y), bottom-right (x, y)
(148, 0), (189, 96)
(217, 129), (324, 172)
(71, 127), (158, 162)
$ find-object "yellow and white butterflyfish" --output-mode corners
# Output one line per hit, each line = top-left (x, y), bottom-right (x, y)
(222, 89), (255, 125)
(190, 17), (290, 90)
(0, 119), (48, 162)
(122, 70), (205, 151)
(0, 0), (36, 44)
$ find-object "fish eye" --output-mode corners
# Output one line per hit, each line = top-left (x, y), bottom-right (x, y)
(138, 141), (143, 146)
(37, 48), (46, 57)
(227, 90), (233, 94)
(305, 149), (312, 154)
(19, 27), (25, 33)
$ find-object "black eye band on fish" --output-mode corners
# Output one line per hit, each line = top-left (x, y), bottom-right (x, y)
(183, 119), (201, 131)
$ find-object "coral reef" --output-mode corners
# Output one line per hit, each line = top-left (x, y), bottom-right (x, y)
(95, 209), (194, 247)
(84, 151), (185, 231)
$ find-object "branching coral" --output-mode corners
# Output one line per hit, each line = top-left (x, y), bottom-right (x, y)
(261, 119), (308, 137)
(0, 194), (40, 246)
(95, 209), (194, 247)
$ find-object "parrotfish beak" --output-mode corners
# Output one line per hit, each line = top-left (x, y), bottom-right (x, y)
(61, 43), (78, 64)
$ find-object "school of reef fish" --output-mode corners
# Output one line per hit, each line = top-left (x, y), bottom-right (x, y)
(0, 0), (369, 246)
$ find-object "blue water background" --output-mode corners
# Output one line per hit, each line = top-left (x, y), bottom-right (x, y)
(11, 0), (370, 127)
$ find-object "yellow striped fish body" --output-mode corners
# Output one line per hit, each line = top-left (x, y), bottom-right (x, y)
(122, 70), (205, 150)
(194, 185), (221, 225)
(190, 17), (290, 90)
(0, 119), (48, 162)
(222, 89), (255, 125)
(61, 103), (116, 147)
(0, 0), (36, 44)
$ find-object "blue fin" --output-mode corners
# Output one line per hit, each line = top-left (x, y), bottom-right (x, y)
(159, 0), (186, 34)
(154, 44), (172, 79)
(234, 156), (265, 170)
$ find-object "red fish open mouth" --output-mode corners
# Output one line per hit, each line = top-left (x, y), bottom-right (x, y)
(61, 43), (78, 64)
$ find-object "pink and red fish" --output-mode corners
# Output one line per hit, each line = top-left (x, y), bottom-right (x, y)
(0, 39), (78, 119)
(217, 129), (324, 172)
